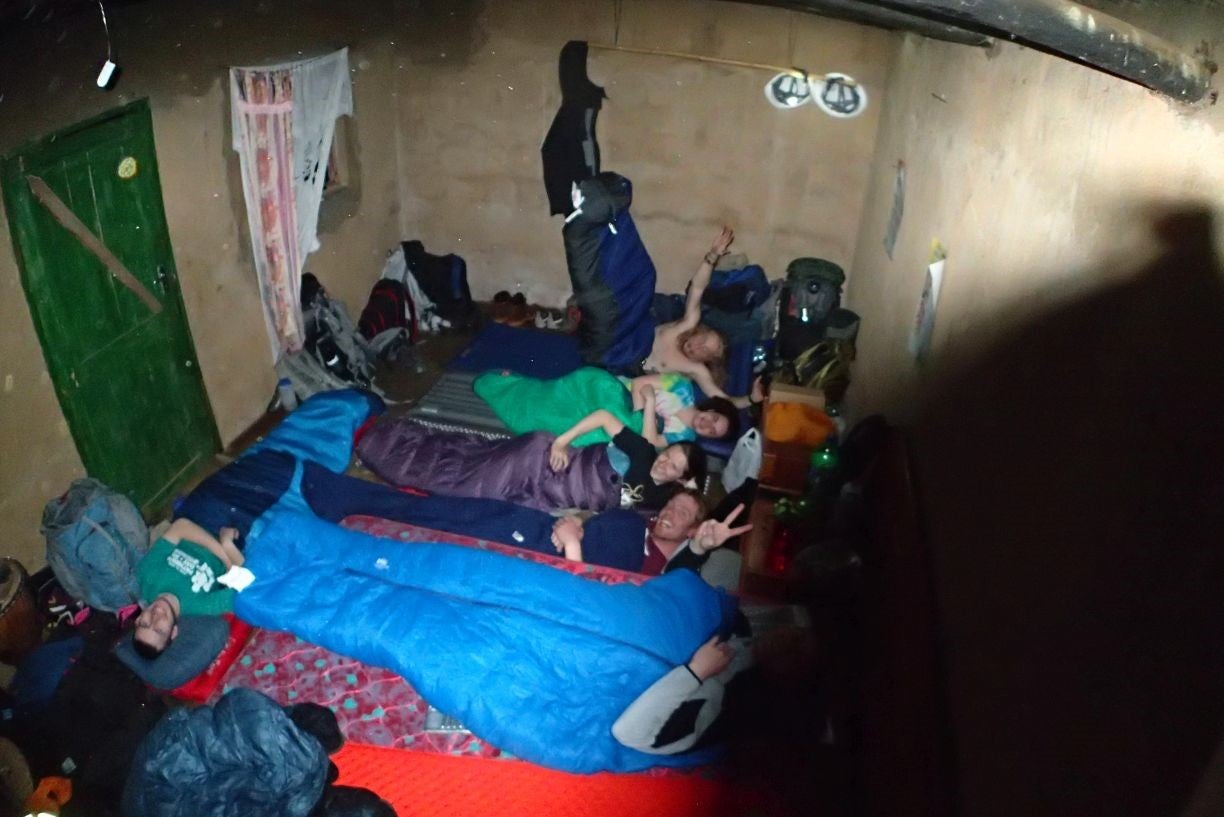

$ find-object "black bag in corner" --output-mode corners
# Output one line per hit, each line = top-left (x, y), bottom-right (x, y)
(401, 240), (476, 328)
(778, 258), (845, 360)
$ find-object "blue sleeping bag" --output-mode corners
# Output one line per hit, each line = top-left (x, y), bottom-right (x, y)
(236, 511), (734, 773)
(564, 172), (657, 372)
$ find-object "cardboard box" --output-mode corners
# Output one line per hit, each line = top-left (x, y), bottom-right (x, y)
(759, 383), (828, 494)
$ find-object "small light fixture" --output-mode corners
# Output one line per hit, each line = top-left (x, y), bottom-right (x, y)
(95, 0), (118, 89)
(764, 71), (812, 110)
(813, 73), (867, 118)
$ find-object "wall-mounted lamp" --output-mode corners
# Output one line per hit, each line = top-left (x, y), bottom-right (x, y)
(764, 71), (812, 109)
(765, 70), (867, 118)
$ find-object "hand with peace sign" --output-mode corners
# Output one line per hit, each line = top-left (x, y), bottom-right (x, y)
(690, 503), (753, 555)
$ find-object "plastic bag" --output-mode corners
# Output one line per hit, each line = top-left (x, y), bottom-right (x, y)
(723, 429), (762, 494)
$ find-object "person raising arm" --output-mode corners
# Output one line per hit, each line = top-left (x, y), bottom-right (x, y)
(644, 227), (766, 409)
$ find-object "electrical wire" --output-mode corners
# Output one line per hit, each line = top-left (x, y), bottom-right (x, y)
(96, 0), (112, 60)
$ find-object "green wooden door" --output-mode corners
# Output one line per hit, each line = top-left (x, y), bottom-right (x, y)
(2, 100), (219, 511)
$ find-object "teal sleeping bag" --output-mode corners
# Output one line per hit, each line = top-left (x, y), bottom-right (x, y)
(473, 366), (642, 447)
(236, 511), (733, 773)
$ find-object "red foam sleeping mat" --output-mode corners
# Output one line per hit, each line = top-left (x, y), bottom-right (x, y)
(333, 742), (791, 817)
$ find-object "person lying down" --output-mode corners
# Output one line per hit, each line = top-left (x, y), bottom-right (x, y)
(474, 365), (739, 447)
(133, 518), (247, 658)
(355, 404), (707, 512)
(302, 462), (750, 590)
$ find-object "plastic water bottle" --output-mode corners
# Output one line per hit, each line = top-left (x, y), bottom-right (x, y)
(277, 378), (298, 411)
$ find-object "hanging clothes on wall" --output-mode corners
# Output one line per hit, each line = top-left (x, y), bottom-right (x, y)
(541, 41), (606, 216)
(230, 49), (352, 359)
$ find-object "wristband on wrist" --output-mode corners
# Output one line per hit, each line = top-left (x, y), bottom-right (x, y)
(704, 251), (719, 265)
(683, 663), (702, 683)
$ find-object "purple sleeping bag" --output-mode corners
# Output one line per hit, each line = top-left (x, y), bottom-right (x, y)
(356, 419), (621, 512)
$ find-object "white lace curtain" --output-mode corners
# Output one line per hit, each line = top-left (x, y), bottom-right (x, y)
(230, 48), (352, 359)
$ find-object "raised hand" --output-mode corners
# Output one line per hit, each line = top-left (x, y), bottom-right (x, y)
(710, 226), (734, 257)
(692, 503), (753, 554)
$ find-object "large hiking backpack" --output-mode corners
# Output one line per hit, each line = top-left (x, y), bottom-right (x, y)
(778, 258), (845, 360)
(401, 241), (476, 328)
(300, 273), (377, 390)
(41, 478), (150, 612)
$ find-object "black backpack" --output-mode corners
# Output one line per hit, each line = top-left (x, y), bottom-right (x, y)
(778, 258), (845, 360)
(401, 240), (476, 328)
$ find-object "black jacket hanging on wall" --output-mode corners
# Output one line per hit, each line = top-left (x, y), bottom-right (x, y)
(541, 41), (607, 216)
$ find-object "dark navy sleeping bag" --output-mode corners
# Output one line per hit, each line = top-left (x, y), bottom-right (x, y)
(176, 389), (382, 537)
(236, 511), (733, 773)
(564, 172), (657, 372)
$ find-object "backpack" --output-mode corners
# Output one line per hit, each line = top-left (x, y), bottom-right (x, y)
(358, 279), (419, 369)
(359, 279), (417, 343)
(701, 264), (771, 314)
(778, 258), (845, 360)
(778, 339), (855, 404)
(401, 241), (476, 328)
(300, 272), (377, 390)
(41, 478), (150, 612)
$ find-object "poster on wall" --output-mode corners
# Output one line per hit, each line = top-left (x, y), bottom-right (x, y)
(908, 241), (946, 360)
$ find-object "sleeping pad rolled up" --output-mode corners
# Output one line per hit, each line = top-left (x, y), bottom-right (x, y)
(122, 688), (328, 817)
(235, 511), (736, 773)
(564, 172), (657, 372)
(473, 366), (642, 447)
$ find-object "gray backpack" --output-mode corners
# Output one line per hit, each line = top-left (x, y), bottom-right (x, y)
(283, 273), (387, 402)
(41, 478), (150, 612)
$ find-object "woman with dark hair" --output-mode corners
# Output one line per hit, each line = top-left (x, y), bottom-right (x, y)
(474, 367), (740, 448)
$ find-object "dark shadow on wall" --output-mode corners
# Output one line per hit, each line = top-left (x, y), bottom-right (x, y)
(906, 205), (1224, 817)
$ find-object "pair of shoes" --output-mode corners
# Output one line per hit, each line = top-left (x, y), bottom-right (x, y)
(493, 291), (530, 326)
(533, 308), (564, 330)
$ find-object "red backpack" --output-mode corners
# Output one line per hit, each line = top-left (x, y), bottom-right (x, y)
(359, 279), (418, 344)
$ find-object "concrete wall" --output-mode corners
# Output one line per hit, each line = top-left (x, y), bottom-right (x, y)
(846, 23), (1224, 817)
(0, 0), (891, 567)
(395, 0), (891, 305)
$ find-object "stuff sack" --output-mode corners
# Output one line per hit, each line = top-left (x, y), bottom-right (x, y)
(401, 240), (476, 328)
(122, 688), (328, 817)
(298, 273), (377, 391)
(778, 258), (845, 360)
(41, 478), (149, 612)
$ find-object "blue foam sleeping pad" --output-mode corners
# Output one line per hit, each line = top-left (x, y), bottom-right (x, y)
(236, 511), (734, 773)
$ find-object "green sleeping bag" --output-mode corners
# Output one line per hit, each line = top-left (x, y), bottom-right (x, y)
(473, 367), (644, 448)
